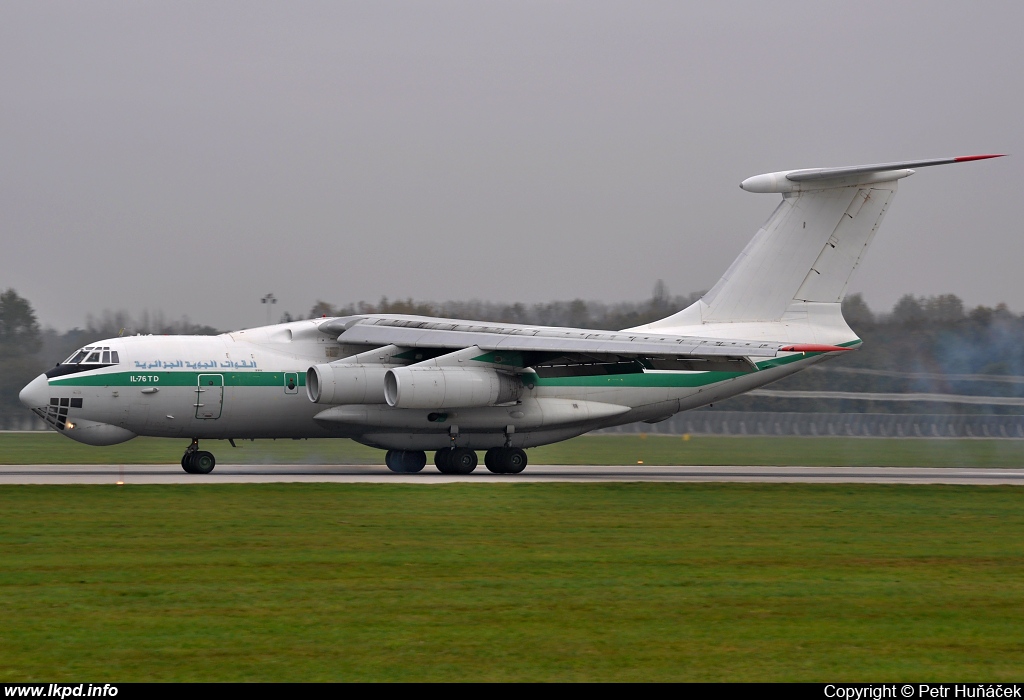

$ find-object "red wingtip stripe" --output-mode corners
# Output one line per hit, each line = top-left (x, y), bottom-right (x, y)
(954, 154), (1006, 162)
(780, 344), (852, 353)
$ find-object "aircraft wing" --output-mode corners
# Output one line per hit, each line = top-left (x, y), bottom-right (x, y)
(319, 315), (841, 363)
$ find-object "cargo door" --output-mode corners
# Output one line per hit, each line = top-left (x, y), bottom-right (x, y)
(195, 374), (224, 419)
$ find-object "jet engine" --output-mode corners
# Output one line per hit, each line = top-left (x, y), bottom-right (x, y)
(306, 364), (389, 404)
(384, 367), (522, 409)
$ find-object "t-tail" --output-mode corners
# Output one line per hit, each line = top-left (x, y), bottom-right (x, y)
(632, 154), (1004, 344)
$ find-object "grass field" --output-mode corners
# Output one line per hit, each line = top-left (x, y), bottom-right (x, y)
(2, 483), (1023, 681)
(3, 431), (1024, 468)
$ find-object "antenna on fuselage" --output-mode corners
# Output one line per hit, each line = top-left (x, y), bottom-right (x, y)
(261, 293), (277, 325)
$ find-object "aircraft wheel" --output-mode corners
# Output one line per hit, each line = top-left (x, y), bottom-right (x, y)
(434, 449), (453, 473)
(385, 450), (405, 473)
(399, 450), (423, 472)
(191, 451), (216, 474)
(386, 450), (426, 473)
(485, 448), (527, 474)
(447, 447), (477, 475)
(484, 448), (504, 474)
(181, 453), (197, 474)
(503, 448), (527, 474)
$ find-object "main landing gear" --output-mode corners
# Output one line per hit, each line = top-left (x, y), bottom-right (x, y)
(384, 447), (529, 475)
(428, 447), (527, 474)
(181, 438), (216, 474)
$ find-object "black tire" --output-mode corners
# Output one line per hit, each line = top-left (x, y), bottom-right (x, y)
(447, 447), (477, 475)
(402, 450), (427, 473)
(484, 448), (504, 474)
(434, 449), (453, 473)
(385, 450), (401, 472)
(181, 453), (196, 474)
(504, 448), (527, 474)
(192, 451), (216, 474)
(388, 450), (428, 473)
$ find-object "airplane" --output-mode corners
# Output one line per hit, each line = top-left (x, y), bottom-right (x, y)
(19, 154), (1002, 475)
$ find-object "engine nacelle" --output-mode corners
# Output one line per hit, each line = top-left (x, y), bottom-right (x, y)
(306, 364), (389, 404)
(384, 367), (522, 409)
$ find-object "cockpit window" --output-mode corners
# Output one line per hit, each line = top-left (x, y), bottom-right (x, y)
(62, 346), (119, 365)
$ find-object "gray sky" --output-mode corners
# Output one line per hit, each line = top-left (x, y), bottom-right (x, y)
(2, 1), (1021, 331)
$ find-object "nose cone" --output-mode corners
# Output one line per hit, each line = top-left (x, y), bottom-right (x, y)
(19, 374), (50, 409)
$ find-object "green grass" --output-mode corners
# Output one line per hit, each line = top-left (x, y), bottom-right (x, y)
(3, 431), (1024, 467)
(1, 483), (1023, 681)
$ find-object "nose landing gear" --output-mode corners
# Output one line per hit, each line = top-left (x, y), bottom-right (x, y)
(181, 438), (216, 474)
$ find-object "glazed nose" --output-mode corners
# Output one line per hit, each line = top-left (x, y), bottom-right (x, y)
(19, 374), (50, 409)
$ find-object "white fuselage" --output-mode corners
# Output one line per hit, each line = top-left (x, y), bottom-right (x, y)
(21, 318), (840, 451)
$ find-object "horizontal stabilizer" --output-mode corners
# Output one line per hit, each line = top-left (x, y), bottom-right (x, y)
(740, 154), (1004, 193)
(779, 344), (852, 353)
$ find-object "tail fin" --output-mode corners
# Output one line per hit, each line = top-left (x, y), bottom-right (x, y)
(653, 155), (1003, 327)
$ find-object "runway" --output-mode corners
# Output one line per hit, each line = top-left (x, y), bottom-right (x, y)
(2, 464), (1024, 485)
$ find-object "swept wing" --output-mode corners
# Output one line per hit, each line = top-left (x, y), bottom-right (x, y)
(319, 315), (840, 366)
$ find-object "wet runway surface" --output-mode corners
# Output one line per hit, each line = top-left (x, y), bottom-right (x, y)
(2, 464), (1024, 484)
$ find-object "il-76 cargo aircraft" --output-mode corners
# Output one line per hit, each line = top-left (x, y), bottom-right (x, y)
(20, 155), (1001, 474)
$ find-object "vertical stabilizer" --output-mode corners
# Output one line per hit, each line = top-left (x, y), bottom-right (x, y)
(641, 155), (1002, 330)
(699, 181), (896, 323)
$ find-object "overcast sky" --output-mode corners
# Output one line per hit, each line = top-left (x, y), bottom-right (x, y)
(2, 1), (1021, 330)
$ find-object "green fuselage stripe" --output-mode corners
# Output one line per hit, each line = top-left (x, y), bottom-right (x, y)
(50, 371), (306, 388)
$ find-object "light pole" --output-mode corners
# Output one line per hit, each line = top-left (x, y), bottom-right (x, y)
(261, 293), (277, 325)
